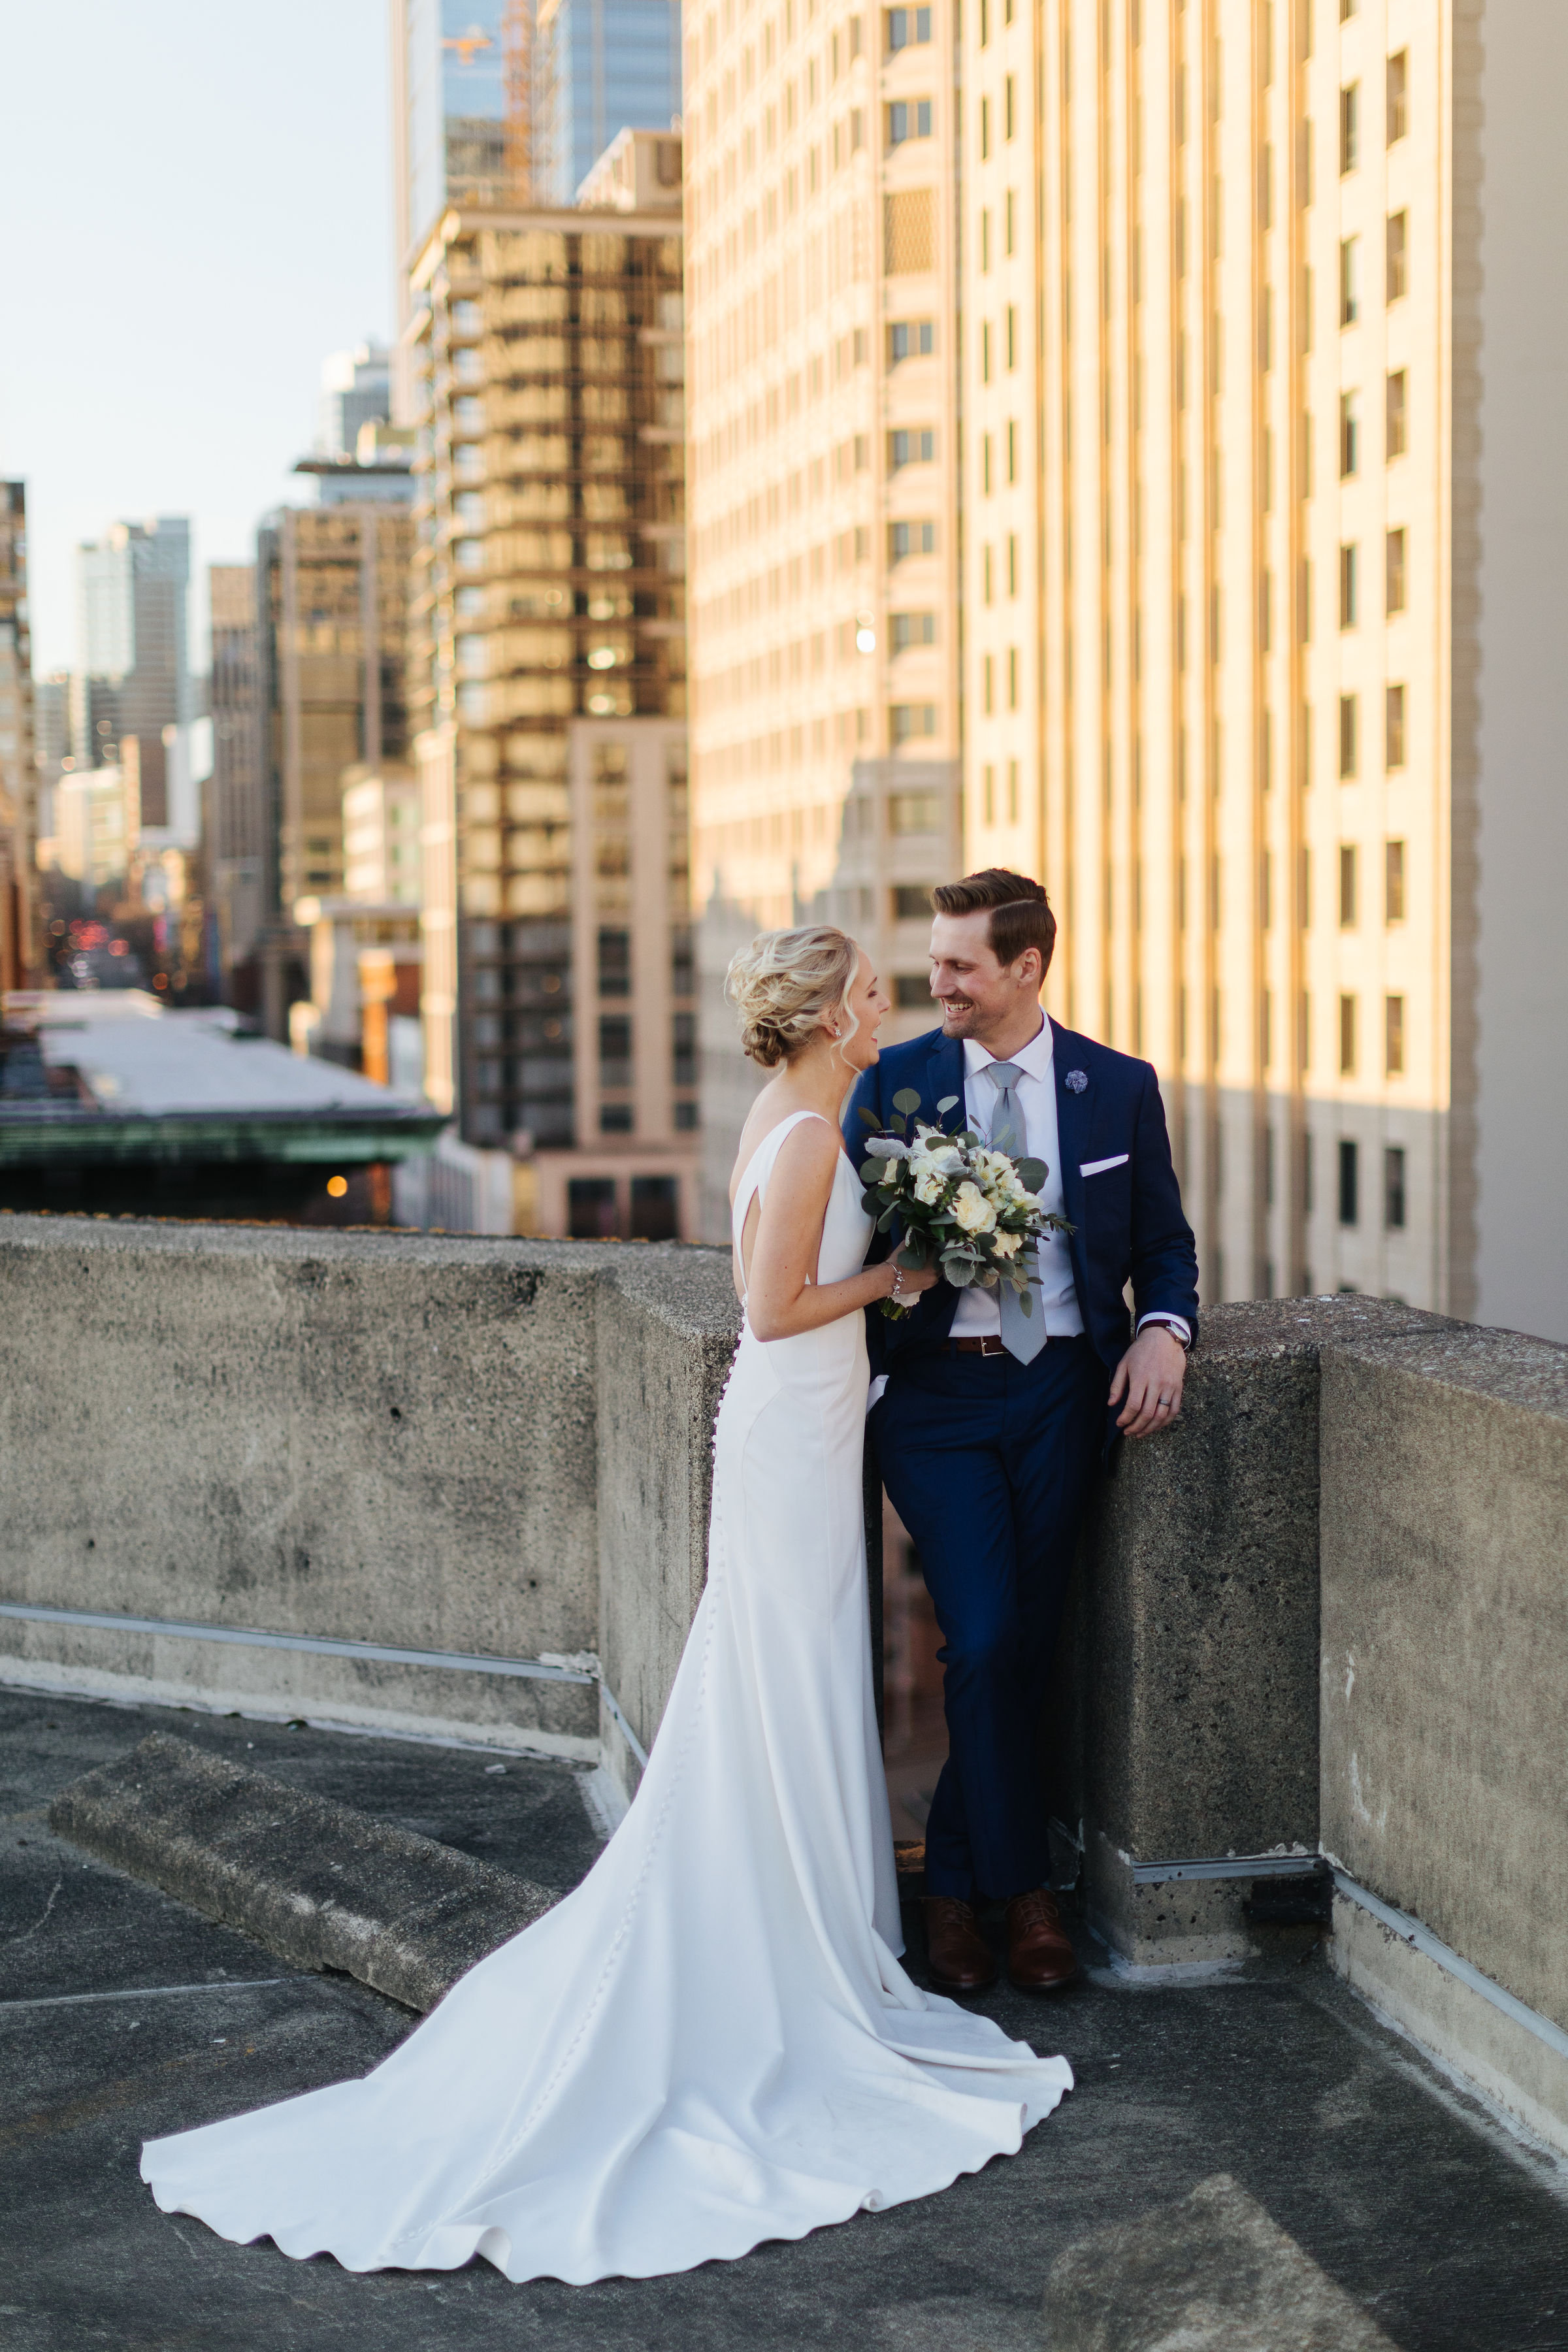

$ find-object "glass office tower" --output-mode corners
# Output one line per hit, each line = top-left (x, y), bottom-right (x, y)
(533, 0), (681, 205)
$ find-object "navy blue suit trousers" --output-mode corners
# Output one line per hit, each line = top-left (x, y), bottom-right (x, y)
(872, 1337), (1103, 1902)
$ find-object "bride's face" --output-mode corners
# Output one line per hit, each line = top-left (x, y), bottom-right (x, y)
(837, 949), (890, 1071)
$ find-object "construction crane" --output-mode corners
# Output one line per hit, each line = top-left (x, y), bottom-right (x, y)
(503, 0), (533, 204)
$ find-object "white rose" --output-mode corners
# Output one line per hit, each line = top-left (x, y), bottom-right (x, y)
(991, 1228), (1023, 1259)
(951, 1181), (998, 1235)
(913, 1170), (945, 1205)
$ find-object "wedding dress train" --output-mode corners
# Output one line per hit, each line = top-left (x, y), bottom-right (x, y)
(140, 1109), (1072, 2283)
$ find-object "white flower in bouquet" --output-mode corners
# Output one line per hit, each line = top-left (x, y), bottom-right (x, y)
(912, 1168), (945, 1206)
(951, 1181), (997, 1235)
(992, 1229), (1024, 1260)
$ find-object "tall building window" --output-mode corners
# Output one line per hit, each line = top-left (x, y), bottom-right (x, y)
(1386, 210), (1408, 301)
(888, 319), (934, 363)
(887, 97), (934, 146)
(1384, 1145), (1407, 1230)
(889, 704), (938, 744)
(888, 520), (936, 562)
(1339, 1138), (1360, 1226)
(1385, 683), (1406, 770)
(885, 5), (932, 49)
(1339, 994), (1358, 1077)
(979, 96), (990, 158)
(597, 927), (631, 996)
(1007, 759), (1019, 821)
(981, 434), (992, 493)
(1006, 421), (1017, 482)
(888, 427), (936, 468)
(983, 654), (994, 713)
(672, 1011), (697, 1089)
(1007, 534), (1018, 595)
(1005, 73), (1016, 139)
(1007, 647), (1018, 708)
(1339, 696), (1360, 779)
(1386, 51), (1408, 144)
(983, 762), (995, 823)
(982, 544), (994, 602)
(1340, 237), (1360, 325)
(1385, 838), (1405, 923)
(1006, 305), (1017, 368)
(890, 611), (937, 649)
(981, 321), (992, 382)
(892, 882), (935, 917)
(1386, 527), (1407, 614)
(1338, 844), (1359, 928)
(1340, 82), (1360, 174)
(1339, 391), (1360, 477)
(1386, 368), (1407, 457)
(1384, 993), (1405, 1075)
(1339, 542), (1359, 628)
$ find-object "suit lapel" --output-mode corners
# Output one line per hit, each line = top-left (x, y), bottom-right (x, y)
(923, 1031), (966, 1134)
(1051, 1019), (1092, 1301)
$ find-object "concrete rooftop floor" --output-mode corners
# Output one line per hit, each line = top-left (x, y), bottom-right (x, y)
(2, 1687), (1565, 2351)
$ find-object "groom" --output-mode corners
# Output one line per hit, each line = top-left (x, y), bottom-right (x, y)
(845, 869), (1199, 1996)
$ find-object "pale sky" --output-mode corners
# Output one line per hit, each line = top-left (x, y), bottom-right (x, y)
(0, 0), (393, 677)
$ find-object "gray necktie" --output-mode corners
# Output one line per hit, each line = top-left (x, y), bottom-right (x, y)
(982, 1062), (1045, 1364)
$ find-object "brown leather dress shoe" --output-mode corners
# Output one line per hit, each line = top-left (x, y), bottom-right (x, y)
(1005, 1888), (1079, 1991)
(921, 1897), (998, 1993)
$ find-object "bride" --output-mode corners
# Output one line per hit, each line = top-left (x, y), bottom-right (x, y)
(140, 925), (1073, 2285)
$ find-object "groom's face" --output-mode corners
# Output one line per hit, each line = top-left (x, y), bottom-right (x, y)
(927, 911), (1041, 1043)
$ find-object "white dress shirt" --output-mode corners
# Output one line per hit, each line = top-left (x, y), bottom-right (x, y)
(950, 1024), (1085, 1338)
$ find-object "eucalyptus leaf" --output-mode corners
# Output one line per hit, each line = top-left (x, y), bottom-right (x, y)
(859, 1160), (882, 1183)
(857, 1107), (880, 1128)
(860, 1190), (881, 1214)
(1018, 1292), (1034, 1317)
(936, 1094), (960, 1115)
(1015, 1158), (1048, 1192)
(891, 1088), (922, 1114)
(876, 1209), (896, 1232)
(891, 1113), (907, 1135)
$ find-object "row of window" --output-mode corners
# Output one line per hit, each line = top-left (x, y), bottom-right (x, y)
(1337, 529), (1408, 627)
(1337, 51), (1410, 177)
(1339, 212), (1407, 324)
(1339, 372), (1409, 472)
(1338, 685), (1406, 778)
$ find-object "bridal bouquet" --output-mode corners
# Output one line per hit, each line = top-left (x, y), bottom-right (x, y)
(857, 1088), (1073, 1318)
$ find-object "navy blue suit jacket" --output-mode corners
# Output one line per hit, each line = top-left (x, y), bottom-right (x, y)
(843, 1020), (1200, 1396)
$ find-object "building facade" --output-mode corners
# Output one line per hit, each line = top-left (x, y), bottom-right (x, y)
(0, 485), (37, 988)
(343, 764), (423, 904)
(207, 565), (267, 995)
(964, 0), (1567, 1333)
(253, 503), (417, 1033)
(407, 179), (696, 1236)
(72, 518), (191, 771)
(682, 0), (966, 1236)
(317, 344), (395, 459)
(534, 0), (683, 205)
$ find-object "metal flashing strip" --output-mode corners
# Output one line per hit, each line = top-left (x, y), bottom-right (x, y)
(1330, 1867), (1568, 2065)
(596, 1678), (650, 1773)
(1130, 1852), (1324, 1886)
(0, 1603), (597, 1687)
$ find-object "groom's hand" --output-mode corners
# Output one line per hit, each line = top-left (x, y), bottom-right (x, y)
(1109, 1326), (1186, 1438)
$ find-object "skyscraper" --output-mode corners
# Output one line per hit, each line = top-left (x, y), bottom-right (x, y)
(72, 517), (191, 770)
(534, 0), (682, 205)
(0, 485), (36, 988)
(407, 140), (695, 1236)
(208, 566), (266, 996)
(253, 504), (416, 1034)
(316, 344), (394, 459)
(682, 0), (965, 1236)
(976, 0), (1568, 1340)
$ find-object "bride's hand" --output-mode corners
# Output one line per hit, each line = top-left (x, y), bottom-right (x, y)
(881, 1258), (939, 1309)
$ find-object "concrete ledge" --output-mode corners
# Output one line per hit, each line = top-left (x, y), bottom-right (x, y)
(1043, 2170), (1396, 2349)
(1330, 1884), (1568, 2161)
(48, 1731), (559, 2012)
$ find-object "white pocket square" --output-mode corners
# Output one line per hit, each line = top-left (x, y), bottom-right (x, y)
(1080, 1154), (1130, 1177)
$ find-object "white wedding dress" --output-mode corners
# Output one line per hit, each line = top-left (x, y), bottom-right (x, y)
(140, 1109), (1072, 2283)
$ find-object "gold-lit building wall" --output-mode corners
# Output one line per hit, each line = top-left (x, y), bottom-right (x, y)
(978, 0), (1460, 1314)
(0, 484), (38, 988)
(257, 506), (416, 918)
(683, 0), (965, 1237)
(408, 205), (698, 1237)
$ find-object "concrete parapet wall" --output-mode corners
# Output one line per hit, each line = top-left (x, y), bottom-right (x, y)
(1319, 1320), (1568, 2038)
(2, 1218), (1563, 2136)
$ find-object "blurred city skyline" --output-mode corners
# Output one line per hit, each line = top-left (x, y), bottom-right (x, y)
(0, 0), (393, 672)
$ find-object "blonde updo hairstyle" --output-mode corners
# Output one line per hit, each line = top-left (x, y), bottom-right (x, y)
(725, 924), (862, 1068)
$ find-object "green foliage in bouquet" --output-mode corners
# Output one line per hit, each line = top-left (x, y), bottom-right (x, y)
(857, 1089), (1074, 1319)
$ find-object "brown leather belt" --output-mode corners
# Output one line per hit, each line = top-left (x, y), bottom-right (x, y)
(947, 1333), (1081, 1356)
